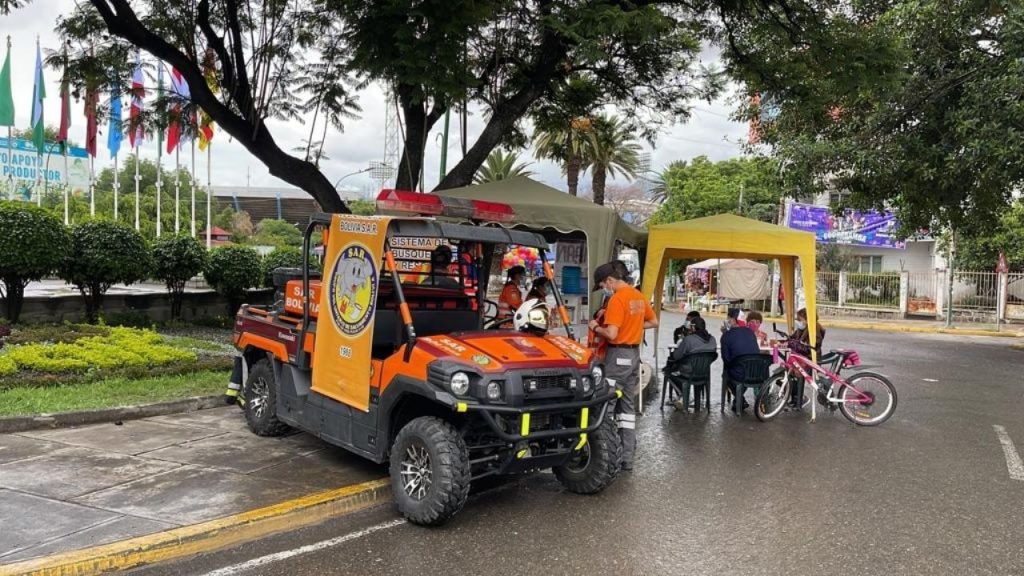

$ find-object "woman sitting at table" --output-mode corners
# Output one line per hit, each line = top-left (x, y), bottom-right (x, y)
(786, 308), (825, 358)
(668, 317), (717, 410)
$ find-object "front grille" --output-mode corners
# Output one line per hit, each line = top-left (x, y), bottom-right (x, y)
(523, 373), (575, 398)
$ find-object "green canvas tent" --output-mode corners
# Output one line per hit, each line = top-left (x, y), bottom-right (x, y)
(438, 176), (648, 315)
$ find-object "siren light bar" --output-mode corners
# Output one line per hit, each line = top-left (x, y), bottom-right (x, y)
(375, 189), (514, 222)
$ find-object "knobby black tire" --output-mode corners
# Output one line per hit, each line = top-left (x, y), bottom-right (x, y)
(838, 372), (898, 427)
(243, 358), (291, 437)
(553, 415), (622, 495)
(389, 416), (471, 526)
(755, 374), (790, 423)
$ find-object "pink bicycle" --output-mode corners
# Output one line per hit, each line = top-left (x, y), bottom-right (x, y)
(754, 346), (897, 426)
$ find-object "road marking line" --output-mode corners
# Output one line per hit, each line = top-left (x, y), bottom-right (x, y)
(202, 519), (406, 576)
(993, 425), (1024, 481)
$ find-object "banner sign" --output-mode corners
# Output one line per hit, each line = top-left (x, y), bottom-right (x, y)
(0, 137), (90, 200)
(787, 202), (905, 249)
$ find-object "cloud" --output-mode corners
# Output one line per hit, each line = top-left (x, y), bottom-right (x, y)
(3, 0), (750, 197)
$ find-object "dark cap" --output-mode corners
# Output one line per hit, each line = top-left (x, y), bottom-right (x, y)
(592, 262), (618, 290)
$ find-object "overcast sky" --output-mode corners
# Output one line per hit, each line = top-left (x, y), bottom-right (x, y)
(2, 0), (749, 198)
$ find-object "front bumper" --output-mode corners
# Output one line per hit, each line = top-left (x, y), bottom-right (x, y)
(450, 389), (620, 444)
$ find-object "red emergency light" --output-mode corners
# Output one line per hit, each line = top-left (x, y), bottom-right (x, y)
(376, 189), (514, 223)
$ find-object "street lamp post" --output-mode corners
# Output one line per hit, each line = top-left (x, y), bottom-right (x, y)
(333, 167), (372, 190)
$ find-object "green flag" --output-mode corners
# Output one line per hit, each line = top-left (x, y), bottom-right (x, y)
(0, 39), (13, 127)
(30, 42), (45, 151)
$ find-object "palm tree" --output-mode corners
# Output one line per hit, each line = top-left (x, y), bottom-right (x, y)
(532, 117), (594, 196)
(474, 149), (535, 184)
(585, 115), (641, 206)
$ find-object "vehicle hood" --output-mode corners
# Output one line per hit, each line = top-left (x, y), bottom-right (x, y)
(417, 331), (592, 372)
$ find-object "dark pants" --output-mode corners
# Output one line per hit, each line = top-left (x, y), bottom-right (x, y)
(605, 346), (639, 466)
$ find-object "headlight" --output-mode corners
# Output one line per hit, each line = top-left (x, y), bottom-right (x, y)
(486, 381), (503, 401)
(591, 365), (604, 384)
(450, 372), (470, 396)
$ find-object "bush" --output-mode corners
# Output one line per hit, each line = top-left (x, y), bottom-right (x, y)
(0, 354), (15, 376)
(1, 327), (196, 375)
(204, 245), (262, 315)
(261, 246), (306, 288)
(61, 220), (152, 324)
(0, 202), (71, 323)
(3, 322), (110, 346)
(102, 309), (154, 329)
(153, 234), (208, 320)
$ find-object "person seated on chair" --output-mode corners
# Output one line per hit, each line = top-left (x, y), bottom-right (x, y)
(498, 265), (526, 319)
(667, 317), (716, 410)
(745, 310), (768, 346)
(526, 276), (549, 303)
(673, 310), (701, 344)
(785, 308), (825, 358)
(426, 245), (461, 289)
(720, 307), (744, 333)
(720, 313), (760, 410)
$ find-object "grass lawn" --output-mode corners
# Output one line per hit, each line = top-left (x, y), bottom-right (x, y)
(0, 369), (230, 417)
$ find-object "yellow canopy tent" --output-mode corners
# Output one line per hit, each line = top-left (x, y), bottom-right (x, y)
(640, 214), (819, 413)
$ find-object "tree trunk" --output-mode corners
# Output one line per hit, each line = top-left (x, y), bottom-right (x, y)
(2, 279), (25, 323)
(566, 154), (581, 196)
(82, 284), (105, 324)
(395, 87), (446, 191)
(592, 164), (607, 206)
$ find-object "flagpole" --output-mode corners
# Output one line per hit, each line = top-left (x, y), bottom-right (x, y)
(190, 137), (196, 237)
(2, 36), (10, 201)
(113, 153), (119, 220)
(89, 153), (94, 216)
(134, 145), (140, 230)
(156, 65), (163, 238)
(206, 144), (211, 249)
(63, 145), (69, 225)
(174, 145), (180, 233)
(34, 36), (41, 207)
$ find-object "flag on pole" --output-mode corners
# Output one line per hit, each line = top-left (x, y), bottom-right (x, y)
(0, 38), (13, 126)
(84, 80), (98, 157)
(156, 64), (164, 153)
(108, 81), (123, 157)
(166, 67), (189, 153)
(57, 52), (71, 149)
(129, 52), (145, 147)
(30, 40), (45, 152)
(197, 49), (217, 151)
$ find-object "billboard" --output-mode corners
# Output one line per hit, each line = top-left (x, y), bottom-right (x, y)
(787, 202), (905, 249)
(0, 138), (91, 201)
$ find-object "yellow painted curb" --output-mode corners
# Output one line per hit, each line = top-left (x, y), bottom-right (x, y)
(0, 477), (390, 576)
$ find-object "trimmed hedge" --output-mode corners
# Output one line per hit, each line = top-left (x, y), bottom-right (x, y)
(2, 327), (196, 375)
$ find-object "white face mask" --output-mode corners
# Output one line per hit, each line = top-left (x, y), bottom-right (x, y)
(795, 320), (807, 330)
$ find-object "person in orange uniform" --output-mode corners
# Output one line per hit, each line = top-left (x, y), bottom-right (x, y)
(498, 265), (526, 320)
(588, 262), (658, 471)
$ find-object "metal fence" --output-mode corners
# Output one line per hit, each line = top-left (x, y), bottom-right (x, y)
(951, 271), (999, 313)
(846, 273), (901, 309)
(907, 271), (939, 316)
(816, 271), (840, 305)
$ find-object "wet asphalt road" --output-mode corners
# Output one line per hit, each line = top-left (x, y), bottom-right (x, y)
(134, 314), (1024, 576)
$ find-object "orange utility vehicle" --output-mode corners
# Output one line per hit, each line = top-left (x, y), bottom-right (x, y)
(231, 191), (621, 525)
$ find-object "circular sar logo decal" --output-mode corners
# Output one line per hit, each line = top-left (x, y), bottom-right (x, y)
(328, 243), (378, 337)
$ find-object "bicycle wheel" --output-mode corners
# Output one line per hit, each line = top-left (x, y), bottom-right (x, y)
(755, 374), (790, 422)
(838, 372), (897, 426)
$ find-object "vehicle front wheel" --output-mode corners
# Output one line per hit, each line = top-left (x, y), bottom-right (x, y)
(553, 414), (621, 495)
(243, 358), (291, 437)
(389, 416), (471, 526)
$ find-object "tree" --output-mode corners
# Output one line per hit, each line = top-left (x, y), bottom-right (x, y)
(61, 220), (152, 323)
(0, 202), (70, 322)
(473, 150), (534, 185)
(229, 211), (254, 243)
(261, 246), (305, 288)
(347, 199), (376, 216)
(954, 202), (1024, 272)
(816, 243), (855, 273)
(334, 0), (716, 192)
(152, 234), (208, 320)
(650, 156), (783, 225)
(599, 184), (656, 226)
(251, 219), (302, 248)
(730, 1), (1024, 237)
(533, 111), (596, 197)
(204, 245), (262, 315)
(12, 125), (80, 148)
(584, 115), (641, 206)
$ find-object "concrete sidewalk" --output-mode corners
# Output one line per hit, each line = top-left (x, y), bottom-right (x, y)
(0, 407), (383, 565)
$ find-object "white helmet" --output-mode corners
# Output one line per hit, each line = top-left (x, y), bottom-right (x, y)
(513, 298), (549, 334)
